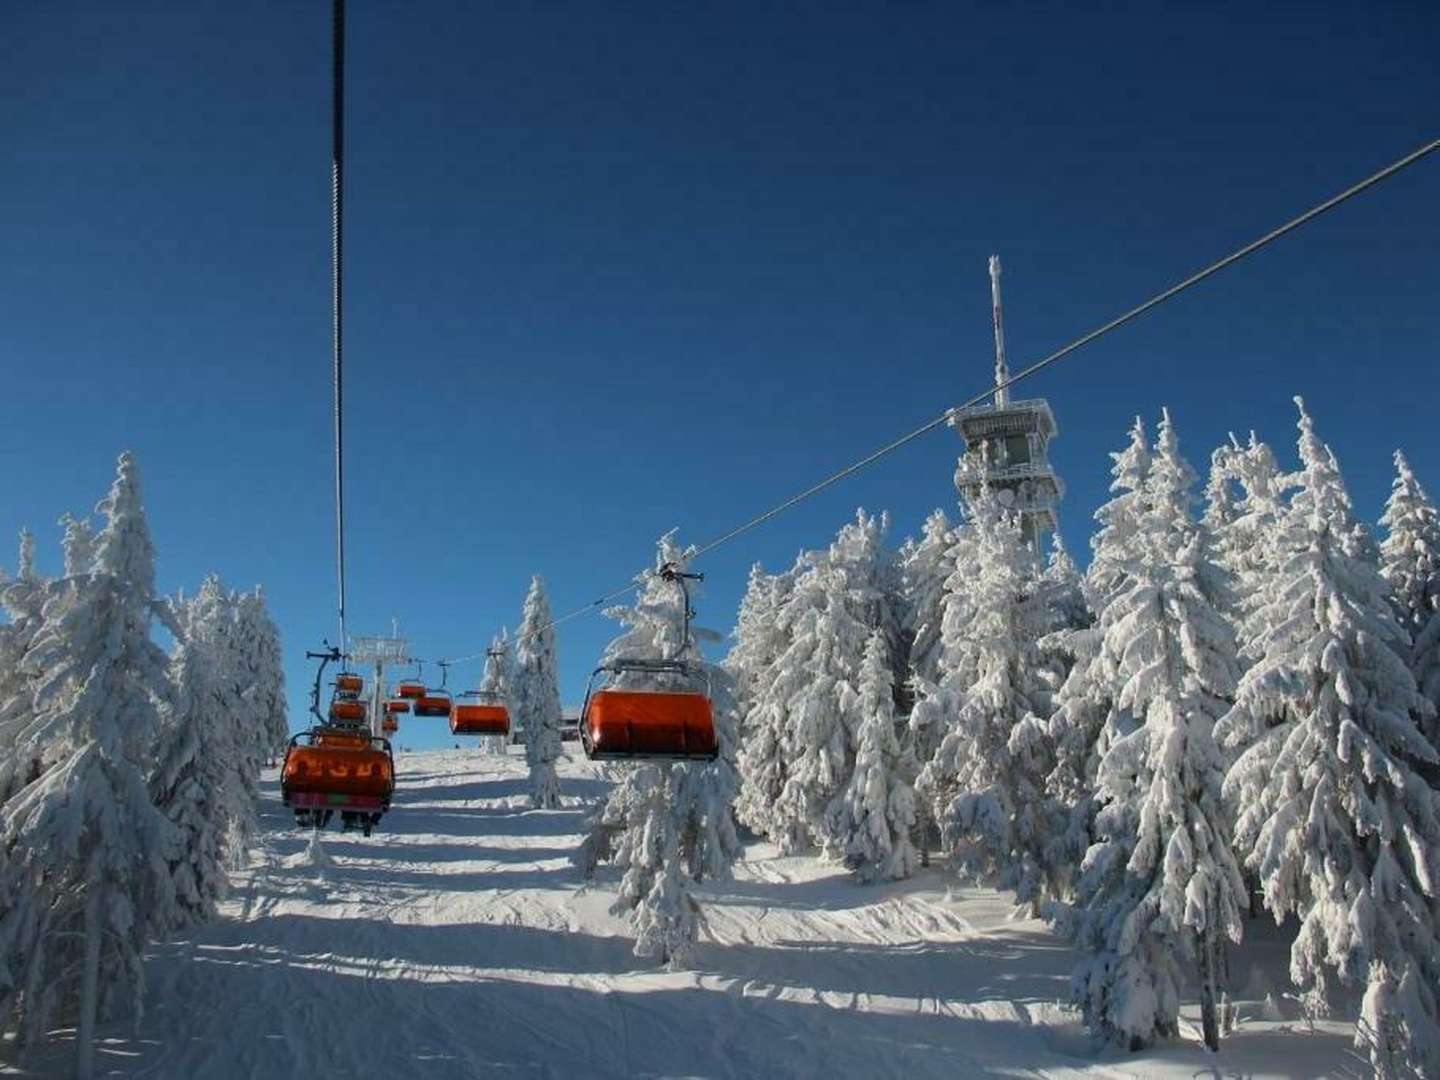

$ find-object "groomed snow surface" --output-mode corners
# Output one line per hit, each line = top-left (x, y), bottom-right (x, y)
(11, 749), (1359, 1078)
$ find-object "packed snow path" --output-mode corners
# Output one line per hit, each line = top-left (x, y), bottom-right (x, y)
(32, 749), (1355, 1078)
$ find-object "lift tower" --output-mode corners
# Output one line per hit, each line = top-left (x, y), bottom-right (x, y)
(948, 256), (1063, 548)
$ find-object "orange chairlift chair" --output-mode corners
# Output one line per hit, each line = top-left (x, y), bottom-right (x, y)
(283, 644), (395, 835)
(451, 690), (510, 737)
(381, 713), (400, 735)
(414, 659), (453, 718)
(579, 565), (718, 762)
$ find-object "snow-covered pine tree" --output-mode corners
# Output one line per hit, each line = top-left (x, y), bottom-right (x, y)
(915, 486), (1059, 913)
(478, 627), (513, 755)
(900, 507), (954, 690)
(729, 561), (796, 833)
(0, 452), (180, 1078)
(514, 575), (563, 809)
(236, 588), (288, 767)
(1223, 434), (1293, 663)
(1217, 400), (1440, 1072)
(771, 510), (901, 860)
(1380, 450), (1440, 745)
(580, 533), (740, 967)
(829, 630), (918, 883)
(0, 530), (51, 804)
(57, 513), (96, 578)
(1083, 417), (1151, 612)
(1069, 410), (1246, 1053)
(150, 581), (238, 930)
(1043, 421), (1154, 899)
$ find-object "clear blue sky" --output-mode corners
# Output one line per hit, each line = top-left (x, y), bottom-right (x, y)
(4, 2), (1437, 746)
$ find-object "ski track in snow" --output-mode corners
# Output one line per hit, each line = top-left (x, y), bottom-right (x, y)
(5, 750), (1358, 1079)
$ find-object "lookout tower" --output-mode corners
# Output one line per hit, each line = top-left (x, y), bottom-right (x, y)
(948, 256), (1062, 547)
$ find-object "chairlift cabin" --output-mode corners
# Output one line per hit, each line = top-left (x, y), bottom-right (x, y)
(328, 697), (367, 724)
(395, 680), (425, 700)
(579, 659), (718, 761)
(385, 698), (410, 715)
(281, 728), (395, 836)
(451, 691), (510, 737)
(382, 714), (399, 735)
(414, 689), (452, 718)
(334, 672), (364, 696)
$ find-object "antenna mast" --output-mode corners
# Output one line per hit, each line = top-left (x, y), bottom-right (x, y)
(989, 254), (1010, 407)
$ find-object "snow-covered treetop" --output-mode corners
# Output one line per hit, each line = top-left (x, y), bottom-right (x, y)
(93, 451), (158, 597)
(480, 627), (511, 694)
(18, 528), (37, 583)
(1380, 448), (1440, 632)
(601, 530), (708, 668)
(516, 574), (556, 666)
(1085, 416), (1150, 609)
(58, 513), (97, 579)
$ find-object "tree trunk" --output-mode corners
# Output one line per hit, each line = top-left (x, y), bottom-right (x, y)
(75, 882), (103, 1080)
(1199, 922), (1220, 1052)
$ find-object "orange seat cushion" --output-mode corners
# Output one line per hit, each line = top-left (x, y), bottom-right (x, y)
(585, 690), (717, 757)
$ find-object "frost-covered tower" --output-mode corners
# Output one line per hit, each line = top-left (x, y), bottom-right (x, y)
(949, 256), (1062, 547)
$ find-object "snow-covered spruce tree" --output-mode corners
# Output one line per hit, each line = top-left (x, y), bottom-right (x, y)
(1217, 399), (1440, 1071)
(149, 581), (239, 931)
(236, 588), (288, 767)
(729, 561), (796, 834)
(900, 507), (954, 690)
(829, 630), (918, 883)
(733, 552), (817, 846)
(771, 510), (902, 859)
(1083, 417), (1151, 612)
(57, 513), (96, 578)
(514, 575), (563, 809)
(1043, 421), (1154, 897)
(478, 627), (513, 755)
(915, 487), (1060, 913)
(1069, 410), (1246, 1053)
(1223, 434), (1293, 663)
(0, 452), (180, 1078)
(1380, 450), (1440, 744)
(0, 530), (51, 805)
(579, 533), (740, 967)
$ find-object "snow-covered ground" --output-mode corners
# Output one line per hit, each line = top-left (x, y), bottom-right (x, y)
(9, 749), (1360, 1078)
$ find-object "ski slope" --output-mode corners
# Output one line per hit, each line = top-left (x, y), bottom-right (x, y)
(17, 749), (1359, 1078)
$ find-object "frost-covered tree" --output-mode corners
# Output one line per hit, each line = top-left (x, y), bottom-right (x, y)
(915, 487), (1059, 912)
(769, 511), (900, 858)
(0, 531), (51, 804)
(150, 581), (238, 930)
(0, 452), (180, 1078)
(57, 514), (96, 578)
(236, 588), (288, 767)
(1223, 434), (1293, 663)
(1069, 410), (1246, 1053)
(730, 561), (796, 833)
(1084, 417), (1151, 612)
(1217, 400), (1440, 1070)
(1380, 450), (1440, 742)
(829, 631), (918, 883)
(1043, 422), (1154, 888)
(900, 507), (954, 690)
(513, 575), (562, 809)
(580, 533), (740, 967)
(478, 627), (513, 755)
(733, 554), (812, 843)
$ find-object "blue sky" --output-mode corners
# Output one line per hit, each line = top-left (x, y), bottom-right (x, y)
(3, 2), (1437, 746)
